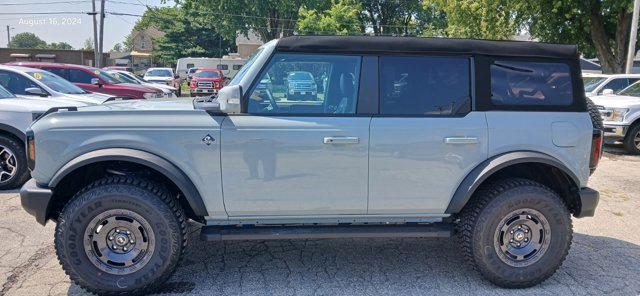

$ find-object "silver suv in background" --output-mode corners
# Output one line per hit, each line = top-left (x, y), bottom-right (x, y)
(0, 84), (94, 189)
(108, 70), (178, 98)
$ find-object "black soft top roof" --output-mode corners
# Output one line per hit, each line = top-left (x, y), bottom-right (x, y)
(276, 36), (578, 59)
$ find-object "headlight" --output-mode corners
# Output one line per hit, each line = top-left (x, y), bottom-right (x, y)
(142, 92), (157, 99)
(602, 108), (628, 122)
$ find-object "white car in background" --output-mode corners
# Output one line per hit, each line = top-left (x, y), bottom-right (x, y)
(591, 81), (640, 154)
(0, 65), (116, 104)
(143, 67), (181, 96)
(108, 70), (178, 98)
(582, 73), (640, 97)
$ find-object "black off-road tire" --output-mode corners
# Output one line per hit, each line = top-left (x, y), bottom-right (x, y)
(456, 178), (573, 288)
(0, 134), (30, 190)
(623, 123), (640, 155)
(586, 97), (603, 131)
(55, 176), (187, 295)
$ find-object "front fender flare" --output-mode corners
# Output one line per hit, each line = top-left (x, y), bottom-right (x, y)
(445, 151), (580, 214)
(0, 123), (26, 142)
(49, 148), (208, 217)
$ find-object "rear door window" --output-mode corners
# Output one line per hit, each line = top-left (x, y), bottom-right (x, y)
(41, 67), (69, 80)
(379, 56), (471, 116)
(490, 61), (573, 106)
(68, 69), (95, 84)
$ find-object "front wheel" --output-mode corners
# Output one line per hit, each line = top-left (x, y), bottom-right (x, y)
(623, 123), (640, 155)
(55, 176), (187, 295)
(456, 178), (572, 288)
(0, 135), (29, 190)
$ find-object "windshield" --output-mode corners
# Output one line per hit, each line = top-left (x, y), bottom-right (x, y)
(0, 85), (15, 98)
(109, 72), (140, 84)
(188, 68), (198, 74)
(91, 68), (120, 84)
(230, 47), (264, 85)
(289, 72), (313, 81)
(145, 69), (173, 77)
(27, 71), (88, 94)
(194, 70), (220, 78)
(619, 81), (640, 97)
(583, 77), (607, 92)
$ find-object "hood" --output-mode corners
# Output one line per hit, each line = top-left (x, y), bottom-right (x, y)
(0, 96), (91, 113)
(144, 76), (173, 81)
(590, 95), (640, 108)
(54, 92), (114, 104)
(107, 83), (158, 93)
(78, 98), (195, 112)
(143, 82), (176, 92)
(192, 77), (222, 82)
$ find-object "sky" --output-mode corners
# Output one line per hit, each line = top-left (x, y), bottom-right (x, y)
(0, 0), (173, 50)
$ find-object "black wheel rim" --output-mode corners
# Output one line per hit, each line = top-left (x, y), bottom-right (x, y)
(493, 208), (551, 267)
(83, 209), (155, 275)
(0, 145), (17, 184)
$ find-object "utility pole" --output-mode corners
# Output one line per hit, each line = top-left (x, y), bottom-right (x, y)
(98, 0), (106, 68)
(6, 26), (10, 47)
(91, 0), (99, 67)
(626, 0), (640, 73)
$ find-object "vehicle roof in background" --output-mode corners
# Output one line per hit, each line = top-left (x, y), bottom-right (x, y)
(0, 65), (48, 73)
(276, 36), (579, 59)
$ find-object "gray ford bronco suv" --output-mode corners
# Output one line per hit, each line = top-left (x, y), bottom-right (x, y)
(20, 36), (602, 295)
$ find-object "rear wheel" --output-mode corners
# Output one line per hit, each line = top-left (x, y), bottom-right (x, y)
(456, 178), (572, 288)
(55, 176), (186, 295)
(623, 123), (640, 155)
(0, 135), (29, 190)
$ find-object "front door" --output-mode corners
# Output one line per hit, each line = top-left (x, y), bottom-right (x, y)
(220, 53), (369, 217)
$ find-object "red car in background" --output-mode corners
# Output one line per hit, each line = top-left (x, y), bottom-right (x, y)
(189, 68), (225, 97)
(6, 62), (162, 100)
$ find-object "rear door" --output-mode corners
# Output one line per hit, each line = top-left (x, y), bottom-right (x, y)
(220, 53), (371, 217)
(368, 55), (488, 215)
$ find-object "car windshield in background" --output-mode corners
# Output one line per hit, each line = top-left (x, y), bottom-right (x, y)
(146, 69), (173, 77)
(583, 77), (607, 92)
(618, 81), (640, 97)
(289, 72), (313, 81)
(91, 68), (120, 84)
(27, 71), (88, 94)
(110, 72), (139, 84)
(194, 70), (220, 78)
(230, 47), (264, 85)
(0, 85), (15, 98)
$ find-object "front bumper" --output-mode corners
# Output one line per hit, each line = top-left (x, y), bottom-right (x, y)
(574, 187), (599, 218)
(603, 124), (628, 138)
(20, 179), (54, 225)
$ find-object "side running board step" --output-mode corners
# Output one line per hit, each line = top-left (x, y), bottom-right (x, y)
(200, 223), (452, 241)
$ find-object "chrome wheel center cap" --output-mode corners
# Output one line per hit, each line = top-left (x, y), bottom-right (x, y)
(514, 231), (525, 241)
(115, 235), (129, 246)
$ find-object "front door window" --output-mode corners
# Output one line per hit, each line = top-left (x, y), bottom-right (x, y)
(246, 53), (361, 115)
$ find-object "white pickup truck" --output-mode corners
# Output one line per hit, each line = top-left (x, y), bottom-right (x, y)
(591, 81), (640, 154)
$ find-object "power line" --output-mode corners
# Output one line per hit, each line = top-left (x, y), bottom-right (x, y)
(0, 0), (91, 5)
(0, 12), (89, 15)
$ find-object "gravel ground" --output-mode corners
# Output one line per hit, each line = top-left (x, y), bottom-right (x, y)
(0, 145), (638, 296)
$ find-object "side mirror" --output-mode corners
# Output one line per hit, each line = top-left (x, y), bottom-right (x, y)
(218, 84), (242, 114)
(601, 89), (614, 95)
(91, 78), (102, 86)
(174, 74), (180, 79)
(24, 87), (47, 97)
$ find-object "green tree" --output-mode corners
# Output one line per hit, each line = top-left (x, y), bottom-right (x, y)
(48, 42), (73, 50)
(8, 32), (47, 49)
(427, 0), (522, 40)
(520, 0), (635, 73)
(131, 6), (235, 65)
(82, 38), (94, 51)
(297, 0), (362, 35)
(184, 0), (325, 43)
(111, 43), (123, 52)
